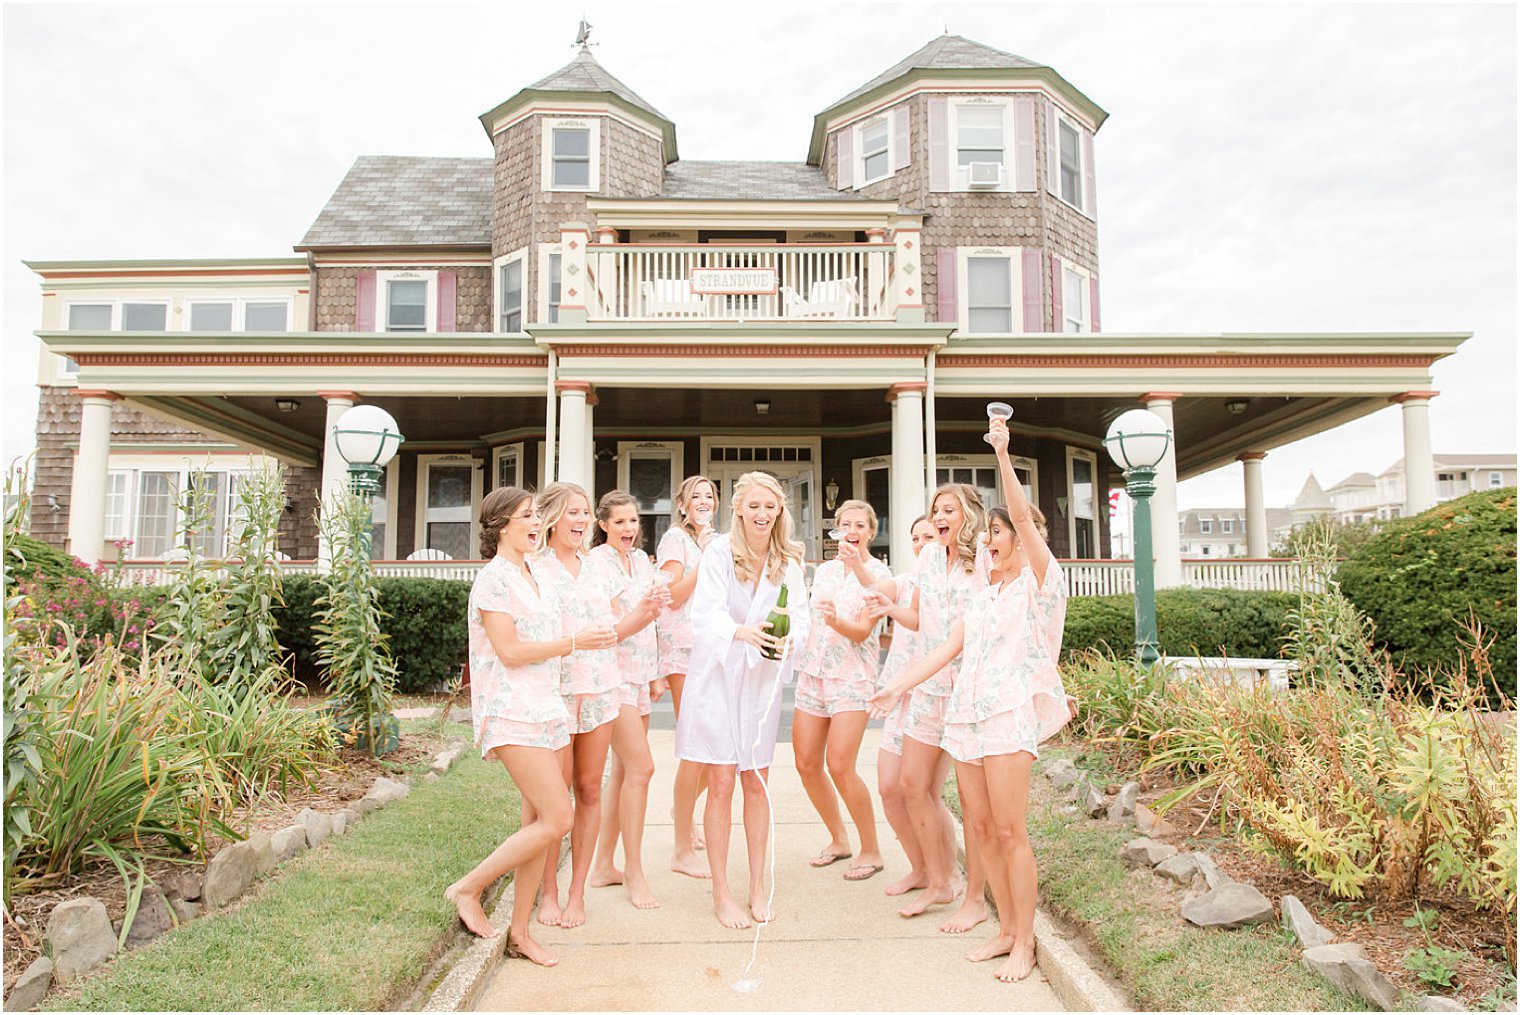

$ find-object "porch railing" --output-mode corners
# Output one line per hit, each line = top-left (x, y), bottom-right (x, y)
(581, 243), (897, 322)
(118, 557), (1329, 595)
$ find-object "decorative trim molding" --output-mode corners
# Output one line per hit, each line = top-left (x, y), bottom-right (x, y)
(552, 344), (940, 358)
(1141, 390), (1186, 402)
(1389, 390), (1440, 403)
(75, 353), (544, 369)
(940, 354), (1438, 370)
(72, 389), (121, 401)
(1237, 451), (1268, 462)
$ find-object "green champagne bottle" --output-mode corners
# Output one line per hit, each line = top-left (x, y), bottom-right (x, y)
(761, 583), (790, 661)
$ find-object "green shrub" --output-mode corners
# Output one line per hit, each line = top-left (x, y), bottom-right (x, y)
(277, 575), (467, 694)
(1338, 488), (1517, 697)
(1063, 588), (1296, 661)
(5, 534), (86, 585)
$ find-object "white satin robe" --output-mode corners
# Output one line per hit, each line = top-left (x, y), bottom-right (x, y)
(674, 532), (810, 772)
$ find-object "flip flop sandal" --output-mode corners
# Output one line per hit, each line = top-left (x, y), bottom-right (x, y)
(809, 850), (853, 868)
(843, 863), (886, 881)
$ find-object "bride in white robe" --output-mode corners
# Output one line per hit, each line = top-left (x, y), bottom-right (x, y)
(673, 471), (810, 929)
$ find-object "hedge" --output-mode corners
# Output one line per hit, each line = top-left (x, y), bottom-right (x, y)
(1062, 588), (1297, 661)
(275, 575), (469, 694)
(1337, 487), (1516, 697)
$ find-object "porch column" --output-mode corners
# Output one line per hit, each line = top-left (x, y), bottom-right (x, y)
(558, 224), (591, 326)
(67, 390), (118, 564)
(888, 382), (927, 570)
(557, 381), (590, 491)
(1240, 452), (1269, 558)
(1393, 391), (1439, 515)
(316, 390), (358, 567)
(583, 389), (597, 500)
(1142, 392), (1184, 587)
(892, 225), (924, 323)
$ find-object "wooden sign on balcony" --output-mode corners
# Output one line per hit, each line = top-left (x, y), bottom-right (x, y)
(690, 268), (778, 295)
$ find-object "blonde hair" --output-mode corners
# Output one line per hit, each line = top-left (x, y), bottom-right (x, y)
(729, 471), (804, 585)
(674, 475), (718, 542)
(535, 482), (590, 552)
(832, 499), (879, 540)
(931, 483), (986, 574)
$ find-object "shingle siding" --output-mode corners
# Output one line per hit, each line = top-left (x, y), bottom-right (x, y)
(314, 265), (492, 332)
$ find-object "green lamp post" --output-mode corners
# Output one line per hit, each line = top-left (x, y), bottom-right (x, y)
(1103, 409), (1173, 667)
(332, 404), (404, 555)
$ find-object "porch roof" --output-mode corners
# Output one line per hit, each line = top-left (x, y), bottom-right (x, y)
(658, 161), (864, 201)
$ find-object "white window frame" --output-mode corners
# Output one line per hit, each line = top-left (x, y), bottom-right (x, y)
(536, 243), (563, 324)
(1222, 519), (1234, 534)
(1490, 471), (1505, 488)
(1200, 519), (1212, 533)
(542, 117), (601, 192)
(104, 470), (132, 541)
(1054, 111), (1087, 213)
(1060, 260), (1092, 333)
(376, 269), (438, 333)
(494, 249), (527, 332)
(1064, 447), (1099, 558)
(184, 297), (294, 332)
(413, 454), (483, 559)
(492, 443), (525, 491)
(958, 247), (1025, 335)
(116, 300), (171, 332)
(854, 453), (1039, 517)
(92, 453), (275, 560)
(950, 98), (1013, 193)
(855, 114), (893, 188)
(617, 440), (683, 554)
(702, 437), (821, 559)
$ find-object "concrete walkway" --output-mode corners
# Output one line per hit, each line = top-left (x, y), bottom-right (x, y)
(473, 728), (1065, 1012)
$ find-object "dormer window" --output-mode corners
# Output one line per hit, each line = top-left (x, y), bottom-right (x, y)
(543, 118), (600, 192)
(860, 117), (890, 183)
(1058, 119), (1083, 208)
(376, 270), (437, 332)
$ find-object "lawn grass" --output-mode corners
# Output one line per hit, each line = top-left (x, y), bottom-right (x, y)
(47, 750), (519, 1012)
(945, 753), (1372, 1012)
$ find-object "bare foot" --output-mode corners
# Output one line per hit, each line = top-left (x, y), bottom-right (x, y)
(965, 933), (1015, 963)
(588, 866), (623, 888)
(625, 873), (660, 910)
(445, 881), (496, 938)
(671, 849), (712, 879)
(558, 896), (587, 929)
(537, 892), (562, 927)
(884, 869), (928, 897)
(940, 895), (990, 935)
(749, 891), (775, 925)
(995, 942), (1037, 982)
(898, 884), (958, 918)
(505, 931), (559, 968)
(714, 894), (752, 929)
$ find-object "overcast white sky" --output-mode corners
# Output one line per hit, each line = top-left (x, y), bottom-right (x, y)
(3, 1), (1515, 511)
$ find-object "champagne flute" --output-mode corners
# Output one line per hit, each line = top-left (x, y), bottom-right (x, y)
(983, 401), (1014, 444)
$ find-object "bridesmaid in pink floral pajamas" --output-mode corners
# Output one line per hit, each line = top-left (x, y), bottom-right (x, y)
(445, 487), (616, 964)
(872, 417), (1075, 984)
(585, 490), (670, 911)
(659, 475), (720, 880)
(792, 500), (893, 881)
(529, 482), (621, 929)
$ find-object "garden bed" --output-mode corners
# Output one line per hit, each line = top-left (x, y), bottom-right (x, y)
(3, 715), (468, 996)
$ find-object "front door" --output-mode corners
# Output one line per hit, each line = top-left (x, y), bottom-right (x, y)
(709, 461), (819, 561)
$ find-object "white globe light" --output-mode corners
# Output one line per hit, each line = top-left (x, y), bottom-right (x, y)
(333, 404), (404, 467)
(1103, 409), (1172, 470)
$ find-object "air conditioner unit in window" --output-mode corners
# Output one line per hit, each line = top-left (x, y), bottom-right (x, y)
(967, 162), (1003, 188)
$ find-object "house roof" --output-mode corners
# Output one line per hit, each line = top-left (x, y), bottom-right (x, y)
(658, 161), (867, 201)
(1292, 473), (1333, 512)
(524, 48), (669, 121)
(297, 156), (494, 249)
(1381, 453), (1518, 476)
(1327, 471), (1377, 492)
(827, 34), (1043, 110)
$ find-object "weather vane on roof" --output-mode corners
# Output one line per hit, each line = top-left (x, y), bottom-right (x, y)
(574, 17), (594, 49)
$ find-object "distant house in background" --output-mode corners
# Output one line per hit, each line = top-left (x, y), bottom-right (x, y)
(1323, 453), (1516, 525)
(1289, 473), (1335, 531)
(1179, 506), (1292, 557)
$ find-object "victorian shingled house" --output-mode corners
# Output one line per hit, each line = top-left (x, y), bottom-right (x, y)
(28, 34), (1464, 587)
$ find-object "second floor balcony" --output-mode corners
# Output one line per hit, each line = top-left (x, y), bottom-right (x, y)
(580, 241), (900, 323)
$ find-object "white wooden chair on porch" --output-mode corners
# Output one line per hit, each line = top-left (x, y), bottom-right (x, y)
(406, 547), (453, 561)
(638, 278), (706, 318)
(781, 277), (859, 318)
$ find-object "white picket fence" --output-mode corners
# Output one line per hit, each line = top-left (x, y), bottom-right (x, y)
(119, 557), (1328, 595)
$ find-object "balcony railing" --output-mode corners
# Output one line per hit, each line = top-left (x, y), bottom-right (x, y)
(118, 557), (1330, 595)
(582, 243), (897, 322)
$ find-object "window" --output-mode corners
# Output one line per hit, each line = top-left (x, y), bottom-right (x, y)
(1201, 545), (1212, 556)
(1066, 448), (1098, 558)
(386, 281), (427, 332)
(190, 302), (234, 331)
(966, 256), (1014, 333)
(104, 472), (130, 540)
(1058, 118), (1083, 208)
(121, 303), (168, 330)
(417, 457), (479, 560)
(618, 441), (682, 556)
(544, 117), (601, 191)
(957, 105), (1004, 171)
(135, 472), (179, 558)
(185, 472), (227, 558)
(860, 116), (890, 183)
(67, 304), (112, 330)
(244, 302), (289, 331)
(1062, 265), (1089, 332)
(546, 252), (561, 324)
(1491, 471), (1505, 488)
(493, 444), (524, 491)
(498, 258), (524, 332)
(1200, 519), (1212, 533)
(1222, 519), (1234, 534)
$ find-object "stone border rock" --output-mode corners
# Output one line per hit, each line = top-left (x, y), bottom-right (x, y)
(14, 746), (468, 1012)
(421, 878), (517, 1011)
